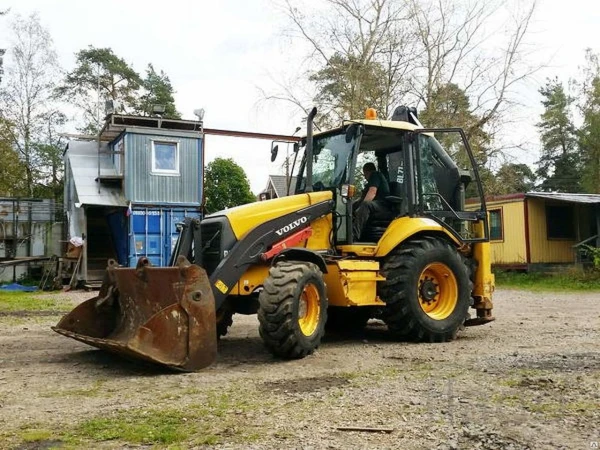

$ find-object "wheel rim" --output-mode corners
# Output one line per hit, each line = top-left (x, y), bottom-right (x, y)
(298, 283), (321, 336)
(418, 263), (458, 320)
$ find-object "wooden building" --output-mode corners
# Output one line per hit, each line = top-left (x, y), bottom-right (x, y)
(482, 192), (600, 271)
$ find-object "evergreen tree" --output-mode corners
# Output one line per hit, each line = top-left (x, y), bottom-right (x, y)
(579, 50), (600, 194)
(57, 46), (142, 133)
(136, 64), (181, 119)
(535, 78), (581, 192)
(492, 163), (536, 195)
(204, 158), (255, 213)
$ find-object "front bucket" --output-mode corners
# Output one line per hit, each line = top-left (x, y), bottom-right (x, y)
(52, 256), (217, 371)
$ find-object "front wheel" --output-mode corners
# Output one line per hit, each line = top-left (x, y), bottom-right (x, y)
(379, 236), (471, 342)
(258, 262), (327, 358)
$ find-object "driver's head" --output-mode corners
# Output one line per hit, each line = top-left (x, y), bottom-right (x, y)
(362, 162), (376, 178)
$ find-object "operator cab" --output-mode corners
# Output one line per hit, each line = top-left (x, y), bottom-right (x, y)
(293, 107), (488, 245)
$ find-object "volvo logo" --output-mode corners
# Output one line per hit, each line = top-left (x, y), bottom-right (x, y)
(275, 216), (308, 236)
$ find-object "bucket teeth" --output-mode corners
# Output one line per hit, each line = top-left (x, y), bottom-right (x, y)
(53, 259), (217, 371)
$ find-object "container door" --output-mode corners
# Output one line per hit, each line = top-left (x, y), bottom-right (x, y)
(163, 209), (201, 265)
(129, 208), (163, 267)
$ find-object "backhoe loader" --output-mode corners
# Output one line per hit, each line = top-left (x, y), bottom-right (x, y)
(53, 106), (495, 371)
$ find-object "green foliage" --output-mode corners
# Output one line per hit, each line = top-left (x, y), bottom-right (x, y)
(495, 270), (600, 291)
(136, 63), (181, 119)
(204, 158), (255, 213)
(57, 46), (142, 133)
(0, 118), (28, 196)
(310, 53), (388, 126)
(421, 83), (491, 167)
(581, 245), (600, 269)
(488, 163), (536, 195)
(578, 50), (600, 194)
(535, 78), (581, 192)
(0, 14), (62, 197)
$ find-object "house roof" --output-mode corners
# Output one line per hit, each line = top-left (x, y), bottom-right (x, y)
(525, 192), (600, 204)
(66, 140), (128, 207)
(472, 191), (600, 205)
(267, 175), (297, 197)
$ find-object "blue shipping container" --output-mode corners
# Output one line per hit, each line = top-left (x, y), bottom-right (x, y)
(128, 207), (201, 267)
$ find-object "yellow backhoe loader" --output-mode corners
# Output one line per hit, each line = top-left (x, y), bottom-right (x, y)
(53, 106), (495, 371)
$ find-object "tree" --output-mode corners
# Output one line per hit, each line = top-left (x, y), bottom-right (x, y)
(204, 158), (255, 213)
(0, 14), (61, 196)
(0, 118), (28, 196)
(32, 110), (66, 201)
(535, 78), (581, 192)
(578, 50), (600, 194)
(491, 163), (536, 195)
(270, 0), (538, 164)
(57, 46), (141, 133)
(135, 64), (181, 119)
(0, 9), (7, 85)
(309, 53), (389, 127)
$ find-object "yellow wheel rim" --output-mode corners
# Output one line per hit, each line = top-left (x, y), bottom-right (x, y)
(298, 283), (321, 336)
(418, 263), (458, 320)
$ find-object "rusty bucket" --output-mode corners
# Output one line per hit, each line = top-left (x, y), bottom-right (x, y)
(52, 256), (217, 371)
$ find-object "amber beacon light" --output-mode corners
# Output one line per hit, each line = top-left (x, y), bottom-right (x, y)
(365, 108), (378, 120)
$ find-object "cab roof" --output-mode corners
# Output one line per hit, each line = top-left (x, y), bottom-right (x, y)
(312, 119), (419, 139)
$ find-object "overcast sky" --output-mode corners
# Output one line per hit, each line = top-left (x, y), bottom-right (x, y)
(1, 0), (599, 193)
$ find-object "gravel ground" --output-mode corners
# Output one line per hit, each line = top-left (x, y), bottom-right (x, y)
(0, 288), (598, 449)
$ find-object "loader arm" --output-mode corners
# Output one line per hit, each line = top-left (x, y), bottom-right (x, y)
(194, 200), (334, 310)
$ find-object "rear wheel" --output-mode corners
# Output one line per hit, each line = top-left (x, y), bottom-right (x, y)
(258, 261), (327, 358)
(379, 236), (470, 342)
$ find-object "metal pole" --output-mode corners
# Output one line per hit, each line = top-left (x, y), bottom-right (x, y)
(12, 199), (18, 283)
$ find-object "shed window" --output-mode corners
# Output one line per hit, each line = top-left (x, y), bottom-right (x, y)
(546, 204), (575, 239)
(151, 141), (179, 174)
(489, 209), (503, 241)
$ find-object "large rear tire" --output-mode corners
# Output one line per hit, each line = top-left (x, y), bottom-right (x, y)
(379, 236), (470, 342)
(258, 261), (327, 358)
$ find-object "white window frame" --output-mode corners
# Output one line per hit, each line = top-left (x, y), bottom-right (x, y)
(151, 140), (180, 175)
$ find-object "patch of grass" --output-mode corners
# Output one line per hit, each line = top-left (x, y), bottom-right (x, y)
(0, 291), (75, 312)
(59, 390), (262, 447)
(19, 429), (53, 442)
(526, 400), (598, 417)
(42, 380), (106, 398)
(495, 270), (600, 292)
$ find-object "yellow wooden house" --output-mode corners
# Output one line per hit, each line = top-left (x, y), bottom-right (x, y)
(482, 192), (600, 271)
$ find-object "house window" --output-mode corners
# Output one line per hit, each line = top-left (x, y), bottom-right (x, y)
(546, 204), (575, 239)
(151, 141), (179, 174)
(489, 209), (503, 240)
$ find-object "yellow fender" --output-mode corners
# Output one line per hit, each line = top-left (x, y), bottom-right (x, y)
(375, 216), (461, 257)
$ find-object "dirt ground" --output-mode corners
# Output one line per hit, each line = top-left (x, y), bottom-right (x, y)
(0, 288), (599, 449)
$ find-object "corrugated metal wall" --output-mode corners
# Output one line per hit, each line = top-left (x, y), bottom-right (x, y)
(124, 132), (202, 205)
(487, 199), (527, 264)
(527, 199), (577, 263)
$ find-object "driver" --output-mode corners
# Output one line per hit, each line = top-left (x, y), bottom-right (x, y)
(353, 162), (393, 240)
